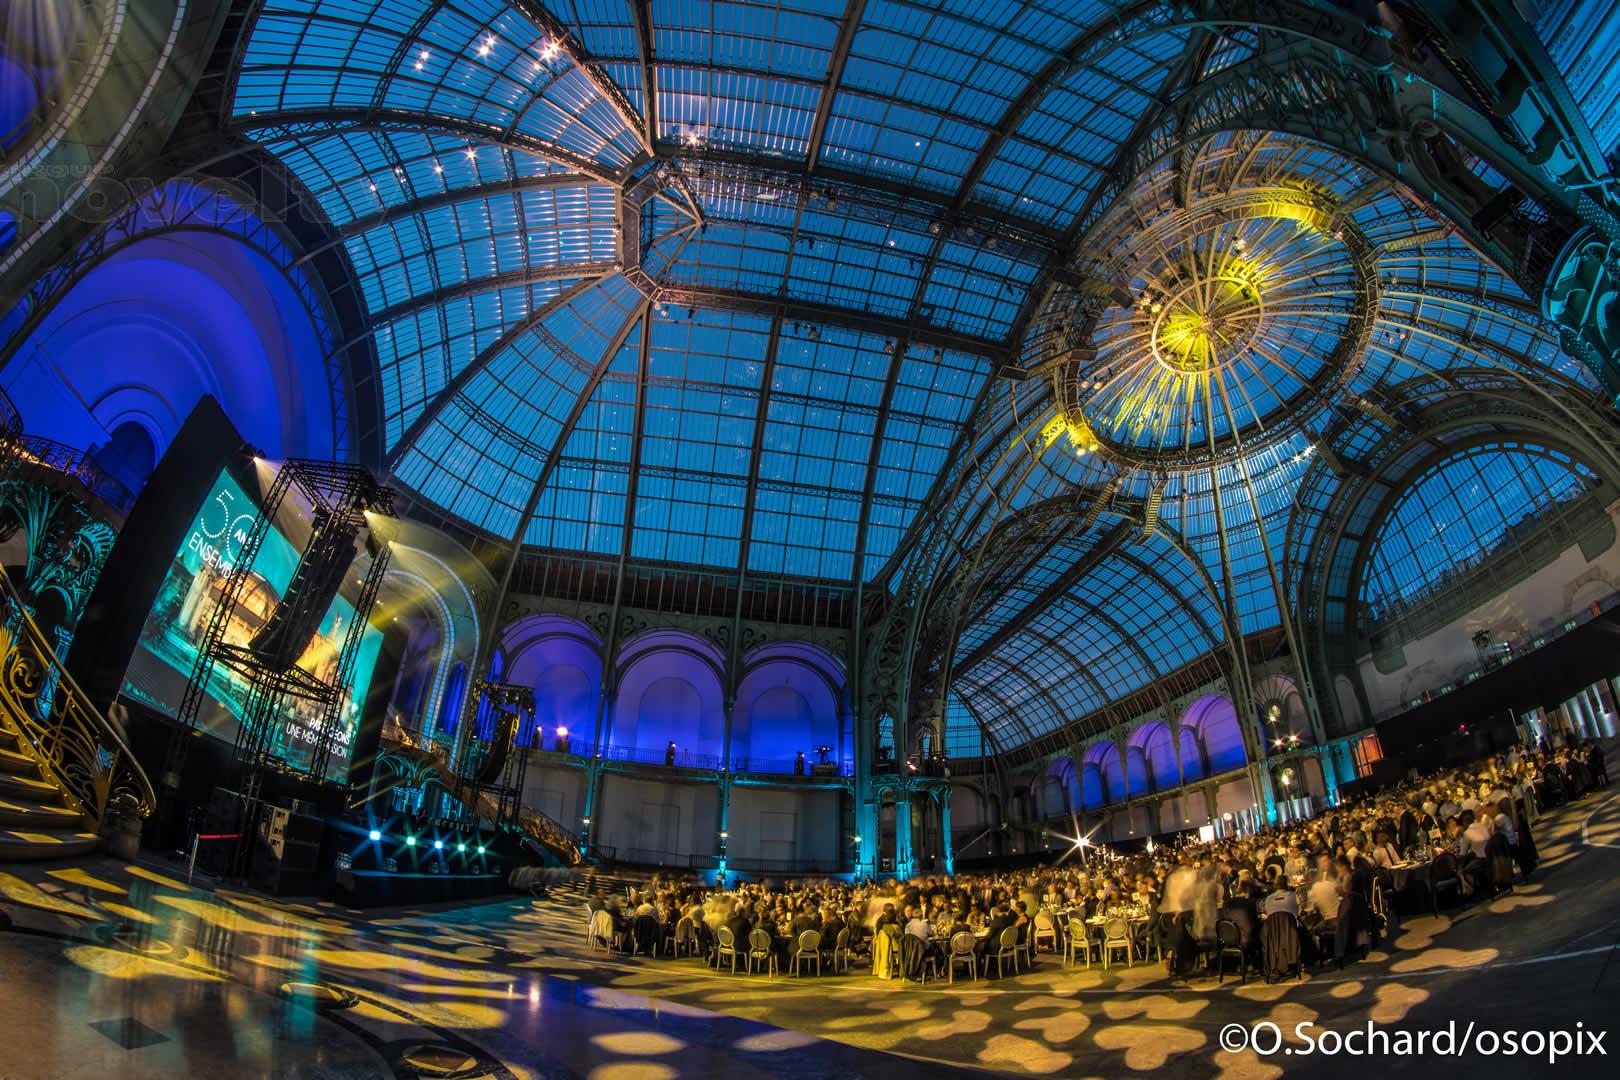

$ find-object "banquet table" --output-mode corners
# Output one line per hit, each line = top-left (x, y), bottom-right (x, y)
(1082, 913), (1153, 955)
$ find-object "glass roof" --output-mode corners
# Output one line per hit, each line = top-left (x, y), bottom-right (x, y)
(229, 4), (1612, 755)
(1362, 444), (1597, 620)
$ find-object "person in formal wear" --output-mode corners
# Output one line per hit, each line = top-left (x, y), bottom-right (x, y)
(1217, 883), (1261, 957)
(1305, 855), (1343, 927)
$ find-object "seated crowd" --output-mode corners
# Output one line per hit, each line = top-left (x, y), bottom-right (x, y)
(580, 738), (1606, 981)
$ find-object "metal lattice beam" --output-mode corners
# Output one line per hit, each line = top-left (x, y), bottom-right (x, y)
(357, 261), (619, 334)
(954, 520), (1130, 675)
(243, 110), (622, 183)
(630, 0), (657, 150)
(384, 274), (611, 469)
(326, 173), (604, 243)
(508, 0), (654, 158)
(806, 0), (867, 174)
(640, 281), (1008, 361)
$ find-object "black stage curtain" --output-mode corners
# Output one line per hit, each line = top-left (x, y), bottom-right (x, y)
(66, 396), (248, 712)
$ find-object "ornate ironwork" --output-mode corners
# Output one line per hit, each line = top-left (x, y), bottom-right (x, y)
(4, 435), (133, 514)
(376, 716), (582, 865)
(0, 567), (156, 822)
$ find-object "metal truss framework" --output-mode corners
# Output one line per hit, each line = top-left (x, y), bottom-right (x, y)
(1289, 370), (1620, 734)
(5, 2), (1620, 835)
(851, 0), (1620, 794)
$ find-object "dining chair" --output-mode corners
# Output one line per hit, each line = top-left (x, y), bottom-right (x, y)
(992, 926), (1021, 978)
(948, 931), (978, 982)
(792, 930), (822, 976)
(1064, 917), (1094, 969)
(747, 928), (778, 976)
(1213, 918), (1247, 984)
(831, 926), (854, 973)
(1101, 917), (1132, 968)
(716, 926), (740, 974)
(1032, 911), (1058, 954)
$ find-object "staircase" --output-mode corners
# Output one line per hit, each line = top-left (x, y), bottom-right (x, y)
(0, 395), (155, 862)
(0, 570), (155, 862)
(377, 719), (583, 865)
(0, 724), (97, 860)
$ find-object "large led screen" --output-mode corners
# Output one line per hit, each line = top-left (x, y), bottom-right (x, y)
(120, 468), (381, 780)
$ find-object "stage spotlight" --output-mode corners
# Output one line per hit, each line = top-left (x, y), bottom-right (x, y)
(476, 846), (486, 855)
(433, 839), (443, 850)
(405, 836), (417, 846)
(368, 830), (381, 842)
(457, 842), (466, 853)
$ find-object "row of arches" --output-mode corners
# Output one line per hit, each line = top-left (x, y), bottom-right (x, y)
(1030, 680), (1308, 816)
(428, 615), (852, 773)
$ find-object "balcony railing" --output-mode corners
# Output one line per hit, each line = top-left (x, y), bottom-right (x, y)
(7, 434), (135, 513)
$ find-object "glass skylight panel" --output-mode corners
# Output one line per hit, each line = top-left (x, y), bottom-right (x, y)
(748, 486), (861, 579)
(1364, 446), (1594, 611)
(390, 274), (637, 536)
(983, 29), (1187, 223)
(523, 326), (639, 551)
(654, 0), (837, 80)
(618, 311), (765, 568)
(560, 0), (639, 61)
(759, 336), (881, 493)
(860, 499), (917, 580)
(922, 240), (1039, 337)
(657, 67), (820, 157)
(632, 471), (749, 566)
(379, 280), (567, 445)
(526, 460), (630, 553)
(237, 2), (640, 171)
(660, 220), (793, 295)
(821, 92), (982, 191)
(942, 691), (987, 758)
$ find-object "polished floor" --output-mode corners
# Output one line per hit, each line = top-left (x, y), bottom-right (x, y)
(1, 790), (1619, 1080)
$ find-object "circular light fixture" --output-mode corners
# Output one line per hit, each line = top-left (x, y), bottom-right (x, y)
(1038, 137), (1380, 470)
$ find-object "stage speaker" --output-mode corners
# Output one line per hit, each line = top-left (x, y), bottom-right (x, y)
(250, 517), (359, 670)
(251, 804), (324, 895)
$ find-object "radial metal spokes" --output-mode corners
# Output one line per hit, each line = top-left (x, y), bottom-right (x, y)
(1076, 208), (1366, 458)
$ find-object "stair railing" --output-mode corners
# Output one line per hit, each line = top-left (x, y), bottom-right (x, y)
(379, 718), (581, 864)
(0, 566), (156, 824)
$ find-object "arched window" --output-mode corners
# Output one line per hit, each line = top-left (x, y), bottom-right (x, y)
(437, 663), (467, 736)
(1362, 444), (1597, 622)
(610, 630), (726, 764)
(1086, 743), (1125, 806)
(502, 615), (602, 751)
(1177, 725), (1204, 782)
(731, 642), (847, 774)
(1183, 695), (1246, 775)
(1131, 721), (1179, 791)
